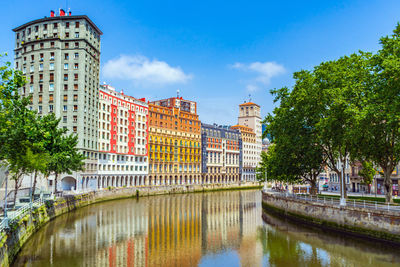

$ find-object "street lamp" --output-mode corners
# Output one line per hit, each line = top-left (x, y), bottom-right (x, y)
(3, 170), (9, 229)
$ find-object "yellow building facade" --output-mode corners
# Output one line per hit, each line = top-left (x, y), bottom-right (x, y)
(148, 97), (202, 185)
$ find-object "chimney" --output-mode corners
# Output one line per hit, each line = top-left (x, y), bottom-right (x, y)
(60, 9), (65, 16)
(50, 10), (55, 17)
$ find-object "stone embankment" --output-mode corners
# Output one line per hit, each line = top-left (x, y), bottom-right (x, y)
(0, 182), (261, 267)
(262, 191), (400, 244)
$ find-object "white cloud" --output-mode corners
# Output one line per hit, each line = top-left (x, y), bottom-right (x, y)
(231, 61), (286, 91)
(103, 55), (192, 85)
(246, 84), (259, 92)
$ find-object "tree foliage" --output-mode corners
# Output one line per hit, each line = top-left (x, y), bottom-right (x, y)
(261, 24), (400, 203)
(0, 54), (84, 200)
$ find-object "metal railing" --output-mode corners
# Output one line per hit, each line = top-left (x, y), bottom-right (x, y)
(0, 198), (45, 233)
(266, 190), (400, 212)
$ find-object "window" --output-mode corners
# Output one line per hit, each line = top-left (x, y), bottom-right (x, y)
(64, 74), (68, 81)
(63, 105), (67, 111)
(30, 75), (33, 84)
(49, 63), (54, 70)
(65, 42), (69, 48)
(49, 105), (53, 112)
(64, 53), (69, 60)
(73, 105), (78, 111)
(44, 24), (47, 30)
(74, 63), (78, 69)
(75, 32), (79, 38)
(39, 64), (43, 71)
(74, 84), (78, 90)
(49, 94), (54, 102)
(49, 84), (54, 91)
(30, 65), (34, 72)
(73, 116), (77, 122)
(50, 42), (55, 48)
(74, 73), (78, 80)
(64, 63), (68, 70)
(74, 42), (79, 48)
(73, 126), (77, 132)
(73, 95), (78, 101)
(53, 23), (58, 29)
(66, 22), (70, 28)
(75, 21), (79, 28)
(29, 85), (34, 93)
(65, 32), (69, 38)
(50, 52), (54, 60)
(30, 55), (34, 62)
(38, 106), (42, 113)
(63, 95), (68, 102)
(49, 73), (54, 82)
(63, 116), (67, 123)
(23, 67), (26, 74)
(39, 74), (43, 82)
(64, 84), (68, 91)
(74, 53), (79, 59)
(35, 26), (38, 32)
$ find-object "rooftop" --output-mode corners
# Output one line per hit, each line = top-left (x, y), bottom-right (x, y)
(12, 11), (102, 35)
(239, 102), (260, 107)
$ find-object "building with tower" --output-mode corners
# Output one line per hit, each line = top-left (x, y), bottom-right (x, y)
(12, 10), (102, 191)
(237, 102), (262, 170)
(231, 124), (257, 181)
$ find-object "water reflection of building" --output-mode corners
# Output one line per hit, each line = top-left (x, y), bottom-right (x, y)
(16, 191), (264, 267)
(201, 191), (263, 266)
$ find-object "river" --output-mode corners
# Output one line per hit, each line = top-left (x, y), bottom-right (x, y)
(14, 190), (400, 266)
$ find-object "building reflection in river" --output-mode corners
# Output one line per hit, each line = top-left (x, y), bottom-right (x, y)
(15, 190), (400, 267)
(18, 191), (262, 267)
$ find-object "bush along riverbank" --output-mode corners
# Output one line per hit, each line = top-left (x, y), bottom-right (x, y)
(262, 191), (400, 244)
(0, 182), (262, 267)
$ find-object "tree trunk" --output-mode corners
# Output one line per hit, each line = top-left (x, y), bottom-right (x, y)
(31, 170), (38, 202)
(310, 179), (317, 196)
(341, 165), (347, 198)
(383, 168), (393, 203)
(13, 174), (20, 206)
(53, 173), (58, 194)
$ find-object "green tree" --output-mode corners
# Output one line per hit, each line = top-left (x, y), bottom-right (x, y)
(358, 161), (375, 193)
(40, 113), (85, 194)
(0, 54), (47, 202)
(355, 24), (400, 203)
(262, 84), (325, 195)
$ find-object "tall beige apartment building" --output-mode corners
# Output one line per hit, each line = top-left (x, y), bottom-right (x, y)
(12, 10), (102, 190)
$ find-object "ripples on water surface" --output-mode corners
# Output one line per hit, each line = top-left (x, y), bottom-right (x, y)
(14, 190), (400, 267)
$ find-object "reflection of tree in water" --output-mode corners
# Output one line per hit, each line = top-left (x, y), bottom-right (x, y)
(258, 226), (325, 267)
(259, 211), (400, 267)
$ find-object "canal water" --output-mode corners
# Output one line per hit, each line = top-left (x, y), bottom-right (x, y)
(14, 190), (400, 267)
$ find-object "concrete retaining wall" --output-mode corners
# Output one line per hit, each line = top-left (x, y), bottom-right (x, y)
(262, 192), (400, 243)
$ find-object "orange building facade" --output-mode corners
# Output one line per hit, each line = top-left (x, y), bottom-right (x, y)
(148, 97), (202, 185)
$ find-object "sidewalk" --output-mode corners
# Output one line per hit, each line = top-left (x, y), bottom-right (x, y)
(321, 191), (399, 200)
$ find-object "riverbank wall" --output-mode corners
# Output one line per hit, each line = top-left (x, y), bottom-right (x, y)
(262, 191), (400, 244)
(0, 182), (261, 267)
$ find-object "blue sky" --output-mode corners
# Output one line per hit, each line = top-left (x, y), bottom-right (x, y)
(1, 0), (400, 124)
